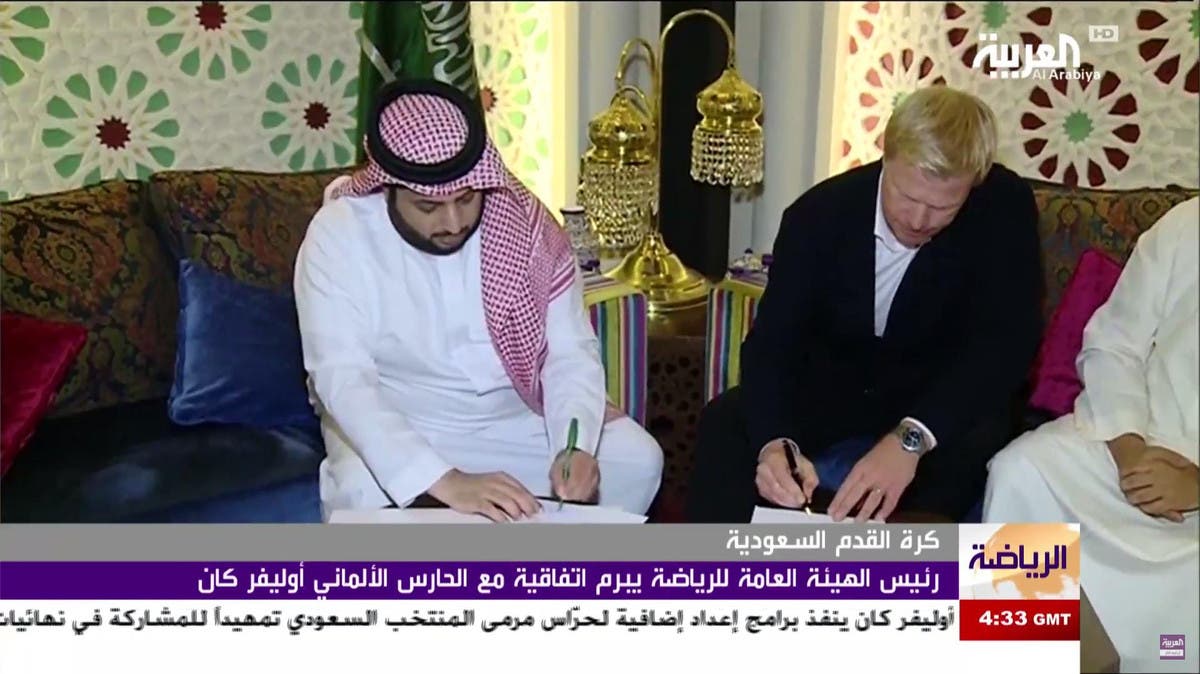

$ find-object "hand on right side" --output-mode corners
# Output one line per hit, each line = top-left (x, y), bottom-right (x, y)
(427, 469), (542, 522)
(1109, 434), (1199, 522)
(756, 439), (819, 509)
(1118, 447), (1199, 523)
(1107, 433), (1149, 471)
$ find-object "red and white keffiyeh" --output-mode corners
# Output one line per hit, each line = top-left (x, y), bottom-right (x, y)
(327, 89), (620, 422)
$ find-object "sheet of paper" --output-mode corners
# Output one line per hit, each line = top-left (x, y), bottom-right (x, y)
(751, 506), (883, 524)
(329, 499), (646, 524)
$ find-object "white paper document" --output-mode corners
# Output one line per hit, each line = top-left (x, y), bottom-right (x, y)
(751, 506), (884, 524)
(329, 499), (647, 524)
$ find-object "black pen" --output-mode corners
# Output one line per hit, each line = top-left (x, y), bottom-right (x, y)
(536, 496), (595, 507)
(782, 439), (813, 514)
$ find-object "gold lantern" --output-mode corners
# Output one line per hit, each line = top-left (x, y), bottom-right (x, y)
(579, 9), (764, 314)
(577, 86), (657, 257)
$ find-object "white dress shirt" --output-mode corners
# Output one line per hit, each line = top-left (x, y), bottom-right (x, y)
(873, 172), (920, 338)
(873, 170), (938, 450)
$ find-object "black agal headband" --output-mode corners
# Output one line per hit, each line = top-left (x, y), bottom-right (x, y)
(364, 78), (487, 186)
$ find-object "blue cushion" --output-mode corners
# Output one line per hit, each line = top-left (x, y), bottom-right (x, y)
(169, 259), (317, 429)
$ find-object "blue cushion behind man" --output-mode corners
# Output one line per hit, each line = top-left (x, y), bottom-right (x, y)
(169, 259), (319, 430)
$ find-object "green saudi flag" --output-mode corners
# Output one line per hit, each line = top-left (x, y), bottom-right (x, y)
(352, 1), (484, 162)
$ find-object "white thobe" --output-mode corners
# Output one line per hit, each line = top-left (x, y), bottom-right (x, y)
(293, 193), (663, 520)
(984, 197), (1199, 673)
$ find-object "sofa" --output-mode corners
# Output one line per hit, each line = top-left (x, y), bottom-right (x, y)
(688, 177), (1199, 520)
(0, 168), (648, 523)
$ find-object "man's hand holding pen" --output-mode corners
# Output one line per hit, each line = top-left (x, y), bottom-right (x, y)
(551, 419), (599, 504)
(756, 438), (819, 509)
(551, 451), (599, 503)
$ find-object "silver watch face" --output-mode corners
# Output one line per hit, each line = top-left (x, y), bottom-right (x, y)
(901, 427), (924, 452)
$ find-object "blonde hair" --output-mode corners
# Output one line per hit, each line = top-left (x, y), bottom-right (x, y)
(882, 85), (998, 185)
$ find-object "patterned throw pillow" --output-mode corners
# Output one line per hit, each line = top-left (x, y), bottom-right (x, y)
(146, 167), (350, 292)
(1029, 180), (1197, 321)
(1, 180), (178, 416)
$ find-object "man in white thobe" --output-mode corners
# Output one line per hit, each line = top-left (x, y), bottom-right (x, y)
(293, 79), (663, 522)
(984, 197), (1199, 673)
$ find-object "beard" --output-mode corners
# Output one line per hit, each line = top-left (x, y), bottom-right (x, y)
(386, 187), (484, 256)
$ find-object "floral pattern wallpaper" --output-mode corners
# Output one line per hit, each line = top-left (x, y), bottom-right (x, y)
(1, 1), (558, 207)
(472, 1), (555, 208)
(834, 1), (1199, 189)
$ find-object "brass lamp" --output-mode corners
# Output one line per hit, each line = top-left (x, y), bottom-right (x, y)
(579, 9), (764, 314)
(578, 86), (657, 257)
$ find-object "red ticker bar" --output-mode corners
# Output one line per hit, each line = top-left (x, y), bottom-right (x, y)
(959, 600), (1079, 641)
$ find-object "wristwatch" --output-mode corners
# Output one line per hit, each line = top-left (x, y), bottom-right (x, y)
(894, 420), (931, 456)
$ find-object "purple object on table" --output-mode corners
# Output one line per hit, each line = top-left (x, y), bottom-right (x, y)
(728, 249), (771, 278)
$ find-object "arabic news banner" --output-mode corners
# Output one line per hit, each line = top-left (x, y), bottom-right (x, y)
(0, 522), (1080, 673)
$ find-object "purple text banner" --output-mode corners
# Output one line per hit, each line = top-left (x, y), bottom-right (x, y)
(0, 561), (958, 601)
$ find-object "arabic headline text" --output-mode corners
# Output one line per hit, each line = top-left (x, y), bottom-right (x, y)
(0, 561), (959, 601)
(1, 601), (960, 636)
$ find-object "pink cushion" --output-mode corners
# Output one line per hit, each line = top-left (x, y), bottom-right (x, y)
(1028, 249), (1124, 417)
(1, 312), (88, 476)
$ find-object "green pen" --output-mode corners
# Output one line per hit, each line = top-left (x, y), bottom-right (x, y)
(558, 418), (579, 511)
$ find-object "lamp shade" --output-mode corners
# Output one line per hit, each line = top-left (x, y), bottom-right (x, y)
(578, 91), (658, 256)
(691, 67), (764, 187)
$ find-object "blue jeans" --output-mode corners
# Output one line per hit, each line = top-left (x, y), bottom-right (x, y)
(811, 436), (875, 491)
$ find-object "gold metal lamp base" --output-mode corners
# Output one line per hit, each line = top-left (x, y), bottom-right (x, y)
(604, 230), (710, 314)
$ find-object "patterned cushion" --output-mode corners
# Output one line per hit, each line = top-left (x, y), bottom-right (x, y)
(583, 273), (648, 425)
(1, 180), (178, 416)
(1028, 179), (1198, 321)
(146, 167), (349, 291)
(704, 273), (767, 402)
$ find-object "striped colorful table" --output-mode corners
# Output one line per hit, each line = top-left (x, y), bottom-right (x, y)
(582, 272), (648, 426)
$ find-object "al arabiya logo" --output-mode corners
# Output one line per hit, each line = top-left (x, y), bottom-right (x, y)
(973, 32), (1100, 82)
